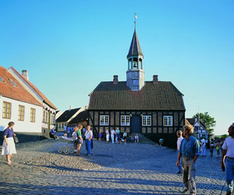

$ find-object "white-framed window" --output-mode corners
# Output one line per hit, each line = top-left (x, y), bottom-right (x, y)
(142, 115), (151, 126)
(100, 115), (109, 126)
(3, 101), (11, 119)
(163, 116), (173, 126)
(121, 115), (130, 126)
(30, 108), (36, 123)
(18, 105), (25, 121)
(51, 114), (54, 124)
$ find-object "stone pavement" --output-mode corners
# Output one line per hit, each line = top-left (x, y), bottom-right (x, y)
(0, 139), (227, 195)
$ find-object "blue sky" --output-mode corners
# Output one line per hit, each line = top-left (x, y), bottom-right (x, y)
(0, 0), (233, 135)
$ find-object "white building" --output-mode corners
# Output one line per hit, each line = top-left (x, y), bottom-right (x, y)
(0, 66), (43, 140)
(186, 118), (209, 140)
(8, 67), (57, 138)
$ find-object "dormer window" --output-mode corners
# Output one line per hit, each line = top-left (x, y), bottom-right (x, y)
(9, 79), (17, 87)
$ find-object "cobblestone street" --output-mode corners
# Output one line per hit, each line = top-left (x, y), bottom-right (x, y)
(0, 139), (226, 195)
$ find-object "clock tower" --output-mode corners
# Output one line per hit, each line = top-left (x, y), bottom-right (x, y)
(126, 29), (145, 91)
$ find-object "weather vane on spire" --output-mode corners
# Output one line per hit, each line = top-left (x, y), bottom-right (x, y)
(134, 13), (138, 30)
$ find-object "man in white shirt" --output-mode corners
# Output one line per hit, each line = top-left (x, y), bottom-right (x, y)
(201, 138), (206, 157)
(111, 129), (115, 144)
(221, 123), (234, 195)
(85, 125), (93, 156)
(176, 130), (183, 174)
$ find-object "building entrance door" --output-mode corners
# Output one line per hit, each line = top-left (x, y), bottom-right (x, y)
(131, 116), (140, 133)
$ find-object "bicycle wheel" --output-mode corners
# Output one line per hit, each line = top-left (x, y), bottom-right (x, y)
(63, 147), (69, 154)
(58, 147), (63, 154)
(69, 147), (74, 154)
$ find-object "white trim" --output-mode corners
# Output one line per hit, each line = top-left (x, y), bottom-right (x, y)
(163, 116), (173, 126)
(100, 115), (109, 126)
(142, 115), (151, 126)
(121, 115), (130, 126)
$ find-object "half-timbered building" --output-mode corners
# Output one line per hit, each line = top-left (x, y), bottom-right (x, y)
(88, 29), (186, 147)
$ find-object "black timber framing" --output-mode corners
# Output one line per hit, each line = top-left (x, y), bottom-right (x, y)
(88, 110), (185, 133)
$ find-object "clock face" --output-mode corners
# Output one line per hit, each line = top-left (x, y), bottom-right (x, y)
(132, 79), (139, 86)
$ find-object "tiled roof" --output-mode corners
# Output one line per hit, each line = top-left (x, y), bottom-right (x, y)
(0, 66), (42, 107)
(68, 111), (89, 124)
(186, 118), (195, 125)
(88, 81), (185, 111)
(127, 30), (143, 58)
(56, 108), (81, 123)
(11, 67), (57, 110)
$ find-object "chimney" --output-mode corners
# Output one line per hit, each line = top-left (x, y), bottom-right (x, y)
(69, 106), (72, 110)
(22, 70), (29, 80)
(113, 75), (118, 84)
(153, 75), (158, 84)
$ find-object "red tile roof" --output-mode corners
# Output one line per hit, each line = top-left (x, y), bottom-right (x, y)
(11, 67), (57, 110)
(0, 66), (42, 107)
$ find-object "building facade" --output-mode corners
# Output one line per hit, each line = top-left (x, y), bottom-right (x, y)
(186, 118), (209, 141)
(0, 66), (43, 141)
(56, 107), (83, 132)
(8, 67), (57, 138)
(88, 29), (186, 147)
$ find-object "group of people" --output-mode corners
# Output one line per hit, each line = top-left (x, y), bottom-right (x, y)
(98, 128), (128, 144)
(209, 137), (224, 157)
(98, 129), (139, 144)
(176, 123), (234, 195)
(3, 121), (234, 195)
(71, 125), (93, 156)
(197, 136), (224, 158)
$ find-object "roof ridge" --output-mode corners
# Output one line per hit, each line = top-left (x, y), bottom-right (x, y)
(10, 67), (57, 109)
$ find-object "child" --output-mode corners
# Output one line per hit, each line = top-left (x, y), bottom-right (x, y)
(135, 134), (139, 142)
(215, 140), (220, 157)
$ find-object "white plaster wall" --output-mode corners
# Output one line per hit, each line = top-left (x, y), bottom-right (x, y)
(0, 96), (43, 133)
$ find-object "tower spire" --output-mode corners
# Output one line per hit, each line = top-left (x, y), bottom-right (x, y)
(134, 13), (138, 31)
(126, 16), (145, 91)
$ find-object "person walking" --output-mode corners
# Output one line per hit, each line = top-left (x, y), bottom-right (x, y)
(123, 131), (127, 145)
(216, 140), (221, 157)
(176, 125), (200, 195)
(98, 131), (102, 141)
(75, 125), (83, 156)
(200, 138), (206, 157)
(106, 129), (110, 143)
(176, 130), (183, 174)
(85, 125), (93, 156)
(221, 123), (234, 195)
(1, 122), (17, 165)
(210, 138), (215, 157)
(115, 128), (120, 143)
(111, 129), (115, 144)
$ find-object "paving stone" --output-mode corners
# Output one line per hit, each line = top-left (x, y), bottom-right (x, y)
(0, 139), (226, 194)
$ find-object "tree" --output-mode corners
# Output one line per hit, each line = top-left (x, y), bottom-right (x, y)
(192, 112), (216, 135)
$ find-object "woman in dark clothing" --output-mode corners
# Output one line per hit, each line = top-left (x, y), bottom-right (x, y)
(1, 122), (17, 165)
